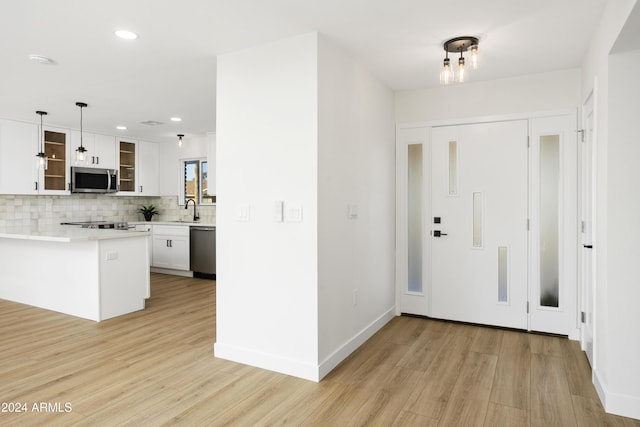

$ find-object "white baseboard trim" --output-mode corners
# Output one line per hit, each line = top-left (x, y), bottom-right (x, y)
(593, 368), (640, 420)
(214, 342), (320, 382)
(317, 307), (396, 380)
(150, 267), (193, 277)
(214, 307), (396, 383)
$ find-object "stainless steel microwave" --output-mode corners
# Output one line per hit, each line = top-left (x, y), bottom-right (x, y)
(71, 167), (118, 193)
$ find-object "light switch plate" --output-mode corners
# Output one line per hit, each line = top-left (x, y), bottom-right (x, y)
(348, 204), (359, 219)
(274, 200), (283, 222)
(235, 205), (250, 222)
(287, 204), (303, 222)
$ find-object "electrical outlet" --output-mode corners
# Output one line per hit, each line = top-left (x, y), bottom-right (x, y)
(352, 289), (358, 307)
(106, 251), (118, 261)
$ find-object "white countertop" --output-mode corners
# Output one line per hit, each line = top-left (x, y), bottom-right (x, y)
(0, 226), (150, 243)
(131, 221), (216, 227)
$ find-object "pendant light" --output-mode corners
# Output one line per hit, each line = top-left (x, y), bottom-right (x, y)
(35, 110), (48, 170)
(177, 134), (184, 148)
(75, 102), (88, 164)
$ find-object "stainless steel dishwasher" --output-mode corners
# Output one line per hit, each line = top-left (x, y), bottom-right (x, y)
(190, 226), (216, 279)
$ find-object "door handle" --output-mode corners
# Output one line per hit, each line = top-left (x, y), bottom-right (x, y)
(583, 244), (593, 249)
(433, 230), (448, 237)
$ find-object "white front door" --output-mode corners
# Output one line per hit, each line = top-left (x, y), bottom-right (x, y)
(430, 121), (529, 329)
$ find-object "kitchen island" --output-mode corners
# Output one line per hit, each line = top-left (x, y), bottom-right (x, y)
(0, 226), (150, 321)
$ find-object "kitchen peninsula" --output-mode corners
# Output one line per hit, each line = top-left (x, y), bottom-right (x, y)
(0, 226), (150, 321)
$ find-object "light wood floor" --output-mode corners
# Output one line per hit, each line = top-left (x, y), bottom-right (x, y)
(1, 273), (638, 426)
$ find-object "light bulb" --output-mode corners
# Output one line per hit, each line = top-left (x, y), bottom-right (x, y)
(458, 56), (466, 83)
(440, 57), (454, 85)
(470, 45), (479, 70)
(36, 153), (48, 170)
(76, 147), (87, 164)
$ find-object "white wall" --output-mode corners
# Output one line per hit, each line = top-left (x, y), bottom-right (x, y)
(214, 33), (320, 380)
(316, 37), (396, 374)
(395, 68), (581, 124)
(158, 134), (209, 198)
(580, 0), (639, 419)
(607, 49), (640, 416)
(214, 32), (395, 381)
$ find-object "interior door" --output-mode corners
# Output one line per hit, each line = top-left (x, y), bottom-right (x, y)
(430, 121), (528, 329)
(581, 92), (595, 366)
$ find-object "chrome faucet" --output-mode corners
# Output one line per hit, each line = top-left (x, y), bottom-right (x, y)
(185, 198), (199, 221)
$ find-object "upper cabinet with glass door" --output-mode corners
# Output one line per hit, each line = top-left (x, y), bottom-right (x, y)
(42, 127), (71, 194)
(117, 139), (159, 196)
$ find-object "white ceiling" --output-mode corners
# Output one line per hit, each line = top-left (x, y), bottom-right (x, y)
(0, 0), (608, 143)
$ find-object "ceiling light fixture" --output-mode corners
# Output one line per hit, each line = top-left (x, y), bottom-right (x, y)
(170, 117), (182, 122)
(75, 102), (88, 164)
(35, 111), (48, 170)
(177, 134), (184, 148)
(440, 36), (479, 85)
(114, 29), (138, 40)
(116, 125), (127, 130)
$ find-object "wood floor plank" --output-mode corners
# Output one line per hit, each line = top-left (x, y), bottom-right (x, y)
(484, 402), (529, 427)
(396, 328), (449, 372)
(530, 333), (563, 357)
(490, 330), (530, 410)
(470, 326), (504, 356)
(531, 353), (577, 426)
(571, 395), (640, 427)
(438, 351), (498, 427)
(560, 338), (599, 399)
(402, 333), (473, 420)
(392, 410), (440, 426)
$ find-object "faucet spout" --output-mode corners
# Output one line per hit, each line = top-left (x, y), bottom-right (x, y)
(185, 199), (199, 221)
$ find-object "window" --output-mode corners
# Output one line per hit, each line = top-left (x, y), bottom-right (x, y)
(182, 158), (215, 204)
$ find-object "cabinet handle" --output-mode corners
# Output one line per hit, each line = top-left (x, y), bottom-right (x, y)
(166, 240), (169, 247)
(140, 185), (143, 193)
(35, 181), (38, 191)
(96, 156), (99, 165)
(91, 156), (95, 164)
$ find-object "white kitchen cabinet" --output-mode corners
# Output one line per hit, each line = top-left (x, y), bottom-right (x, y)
(71, 131), (117, 169)
(138, 140), (159, 196)
(117, 139), (159, 196)
(0, 118), (39, 194)
(151, 225), (190, 271)
(0, 119), (70, 195)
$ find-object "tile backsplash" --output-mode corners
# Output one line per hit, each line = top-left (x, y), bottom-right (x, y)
(0, 195), (215, 228)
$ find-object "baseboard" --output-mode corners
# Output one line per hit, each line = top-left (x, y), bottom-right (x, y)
(150, 267), (193, 277)
(214, 307), (396, 383)
(214, 342), (320, 382)
(593, 368), (640, 420)
(317, 307), (396, 380)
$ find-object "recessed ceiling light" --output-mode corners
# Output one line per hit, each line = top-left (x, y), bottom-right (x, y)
(114, 29), (138, 40)
(28, 54), (55, 65)
(116, 126), (127, 130)
(170, 117), (182, 122)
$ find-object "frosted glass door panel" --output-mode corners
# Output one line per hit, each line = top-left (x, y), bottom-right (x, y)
(407, 144), (423, 293)
(540, 135), (560, 308)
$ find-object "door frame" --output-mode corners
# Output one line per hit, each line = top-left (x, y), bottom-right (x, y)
(578, 81), (597, 366)
(396, 110), (579, 339)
